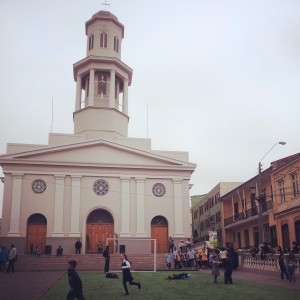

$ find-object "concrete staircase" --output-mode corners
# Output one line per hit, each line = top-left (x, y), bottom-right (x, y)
(15, 253), (171, 272)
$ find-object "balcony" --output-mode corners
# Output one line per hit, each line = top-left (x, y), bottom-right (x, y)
(224, 200), (273, 227)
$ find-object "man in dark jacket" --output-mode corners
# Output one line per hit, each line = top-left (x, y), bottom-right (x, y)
(223, 256), (233, 284)
(67, 260), (85, 300)
(278, 251), (289, 280)
(103, 245), (110, 273)
(75, 240), (82, 254)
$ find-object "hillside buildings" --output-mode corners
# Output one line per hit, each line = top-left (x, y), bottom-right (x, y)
(191, 182), (241, 246)
(221, 154), (300, 250)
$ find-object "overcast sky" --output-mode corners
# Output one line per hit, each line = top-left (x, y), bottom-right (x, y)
(1, 0), (300, 217)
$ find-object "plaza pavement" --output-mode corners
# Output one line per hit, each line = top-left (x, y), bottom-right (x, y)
(0, 269), (299, 299)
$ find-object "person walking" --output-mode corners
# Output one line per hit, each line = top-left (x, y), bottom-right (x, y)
(278, 250), (289, 280)
(172, 247), (178, 269)
(67, 260), (85, 300)
(201, 247), (208, 269)
(166, 251), (172, 270)
(6, 245), (17, 273)
(56, 245), (63, 256)
(195, 249), (201, 270)
(103, 245), (110, 273)
(176, 250), (182, 269)
(186, 238), (192, 250)
(0, 246), (8, 272)
(168, 237), (174, 253)
(212, 252), (221, 283)
(75, 240), (82, 254)
(223, 255), (233, 284)
(97, 241), (103, 254)
(121, 254), (141, 296)
(187, 248), (196, 268)
(179, 240), (185, 253)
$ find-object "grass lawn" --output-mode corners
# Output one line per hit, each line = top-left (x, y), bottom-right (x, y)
(40, 271), (299, 300)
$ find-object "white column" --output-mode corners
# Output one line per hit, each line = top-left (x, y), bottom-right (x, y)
(88, 69), (94, 106)
(173, 179), (185, 237)
(52, 175), (65, 237)
(122, 78), (128, 115)
(120, 177), (131, 237)
(135, 177), (146, 237)
(75, 75), (82, 111)
(69, 176), (81, 237)
(109, 70), (115, 108)
(7, 173), (23, 236)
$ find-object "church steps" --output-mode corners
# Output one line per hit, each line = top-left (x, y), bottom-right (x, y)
(14, 253), (170, 272)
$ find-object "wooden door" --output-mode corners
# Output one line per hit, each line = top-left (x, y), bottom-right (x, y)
(26, 224), (47, 254)
(151, 225), (168, 253)
(86, 224), (114, 254)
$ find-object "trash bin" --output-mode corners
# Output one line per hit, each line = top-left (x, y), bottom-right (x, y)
(45, 245), (52, 255)
(120, 245), (125, 253)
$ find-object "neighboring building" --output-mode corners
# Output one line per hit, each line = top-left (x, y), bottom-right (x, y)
(191, 182), (242, 246)
(270, 153), (300, 251)
(0, 10), (196, 255)
(221, 168), (274, 249)
(221, 153), (300, 250)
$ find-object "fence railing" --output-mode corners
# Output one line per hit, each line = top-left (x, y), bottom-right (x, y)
(241, 253), (300, 274)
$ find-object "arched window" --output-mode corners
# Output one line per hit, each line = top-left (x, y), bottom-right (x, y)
(87, 209), (113, 224)
(89, 34), (94, 50)
(114, 36), (119, 52)
(98, 74), (107, 95)
(28, 213), (47, 224)
(100, 32), (107, 48)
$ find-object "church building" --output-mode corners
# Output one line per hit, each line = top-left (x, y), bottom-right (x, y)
(0, 10), (196, 254)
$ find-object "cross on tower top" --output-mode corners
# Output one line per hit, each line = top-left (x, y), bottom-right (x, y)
(101, 0), (110, 10)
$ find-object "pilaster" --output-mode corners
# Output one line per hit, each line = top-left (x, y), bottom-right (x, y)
(135, 177), (146, 237)
(7, 173), (23, 236)
(120, 177), (131, 237)
(69, 176), (82, 237)
(52, 175), (65, 237)
(173, 179), (185, 237)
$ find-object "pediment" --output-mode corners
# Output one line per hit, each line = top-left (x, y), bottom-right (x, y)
(0, 140), (195, 169)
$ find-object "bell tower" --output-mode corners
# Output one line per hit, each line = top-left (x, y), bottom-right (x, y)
(73, 11), (133, 140)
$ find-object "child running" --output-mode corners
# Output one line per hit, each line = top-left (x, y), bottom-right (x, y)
(121, 253), (141, 295)
(212, 252), (221, 283)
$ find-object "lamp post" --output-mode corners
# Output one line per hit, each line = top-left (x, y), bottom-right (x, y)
(251, 141), (286, 245)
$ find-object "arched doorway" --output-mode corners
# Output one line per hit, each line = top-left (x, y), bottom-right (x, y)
(26, 213), (47, 254)
(86, 209), (114, 254)
(151, 216), (168, 253)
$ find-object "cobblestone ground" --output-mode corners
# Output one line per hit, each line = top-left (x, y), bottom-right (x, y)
(0, 269), (299, 299)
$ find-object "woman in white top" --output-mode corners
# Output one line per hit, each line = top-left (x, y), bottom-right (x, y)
(121, 254), (141, 295)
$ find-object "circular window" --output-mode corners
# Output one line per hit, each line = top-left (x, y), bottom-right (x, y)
(93, 179), (109, 196)
(152, 183), (166, 197)
(32, 179), (47, 194)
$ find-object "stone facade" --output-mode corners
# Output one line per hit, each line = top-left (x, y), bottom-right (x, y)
(0, 11), (196, 255)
